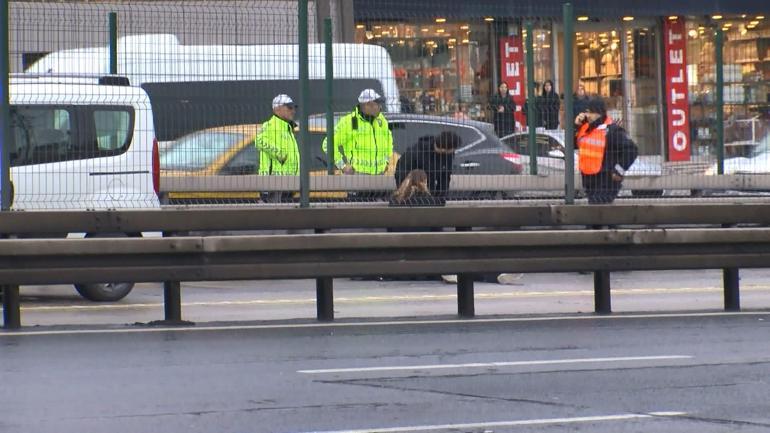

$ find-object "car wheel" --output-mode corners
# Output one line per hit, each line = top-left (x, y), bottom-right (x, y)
(631, 189), (664, 198)
(73, 232), (136, 302)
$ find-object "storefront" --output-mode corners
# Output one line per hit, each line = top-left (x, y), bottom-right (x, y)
(354, 0), (770, 161)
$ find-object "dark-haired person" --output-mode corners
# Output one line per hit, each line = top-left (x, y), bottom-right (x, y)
(394, 131), (461, 197)
(574, 97), (638, 204)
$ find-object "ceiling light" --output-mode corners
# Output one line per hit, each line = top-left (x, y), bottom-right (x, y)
(462, 39), (469, 43)
(757, 16), (765, 20)
(484, 17), (495, 22)
(712, 15), (723, 20)
(668, 16), (678, 20)
(356, 24), (364, 29)
(723, 23), (733, 27)
(435, 18), (446, 23)
(750, 20), (760, 25)
(436, 28), (445, 33)
(421, 28), (429, 32)
(688, 29), (698, 37)
(460, 25), (469, 30)
(577, 16), (589, 21)
(623, 16), (634, 22)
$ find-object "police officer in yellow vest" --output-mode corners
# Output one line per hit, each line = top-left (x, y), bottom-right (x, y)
(256, 94), (299, 176)
(322, 89), (393, 175)
(574, 97), (637, 204)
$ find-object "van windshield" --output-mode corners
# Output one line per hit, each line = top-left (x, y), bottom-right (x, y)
(161, 131), (246, 171)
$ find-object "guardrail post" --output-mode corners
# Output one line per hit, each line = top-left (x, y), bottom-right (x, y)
(162, 231), (182, 322)
(315, 229), (335, 321)
(593, 270), (611, 314)
(723, 268), (740, 311)
(456, 227), (475, 318)
(2, 284), (21, 329)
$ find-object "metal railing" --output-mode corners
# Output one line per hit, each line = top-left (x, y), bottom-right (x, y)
(3, 203), (770, 329)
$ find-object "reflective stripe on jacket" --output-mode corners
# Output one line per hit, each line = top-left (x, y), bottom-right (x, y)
(255, 115), (299, 175)
(577, 117), (612, 175)
(321, 107), (393, 175)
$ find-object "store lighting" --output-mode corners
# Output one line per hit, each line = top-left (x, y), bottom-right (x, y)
(757, 16), (765, 20)
(747, 24), (757, 29)
(611, 30), (617, 37)
(374, 25), (382, 29)
(460, 25), (469, 30)
(577, 16), (589, 21)
(356, 24), (364, 29)
(436, 28), (445, 33)
(610, 42), (618, 50)
(599, 32), (608, 37)
(421, 28), (429, 32)
(750, 20), (760, 25)
(668, 16), (678, 21)
(742, 14), (747, 18)
(712, 15), (723, 20)
(688, 29), (698, 37)
(723, 23), (732, 27)
(741, 28), (748, 35)
(435, 18), (446, 23)
(462, 39), (470, 43)
(484, 17), (495, 22)
(448, 38), (457, 43)
(623, 16), (634, 22)
(542, 44), (551, 48)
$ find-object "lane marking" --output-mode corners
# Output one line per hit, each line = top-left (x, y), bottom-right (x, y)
(1, 311), (768, 337)
(290, 411), (687, 433)
(296, 355), (693, 374)
(15, 285), (770, 313)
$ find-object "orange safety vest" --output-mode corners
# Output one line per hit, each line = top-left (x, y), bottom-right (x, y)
(576, 117), (613, 175)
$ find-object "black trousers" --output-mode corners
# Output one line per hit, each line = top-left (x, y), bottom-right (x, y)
(582, 173), (622, 204)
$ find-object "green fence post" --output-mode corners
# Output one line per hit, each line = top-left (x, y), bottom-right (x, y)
(324, 18), (334, 175)
(298, 0), (310, 207)
(525, 21), (537, 175)
(563, 3), (575, 204)
(715, 28), (724, 175)
(109, 12), (117, 75)
(1, 0), (11, 211)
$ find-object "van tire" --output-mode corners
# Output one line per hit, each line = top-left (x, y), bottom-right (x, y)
(75, 281), (135, 302)
(73, 232), (136, 302)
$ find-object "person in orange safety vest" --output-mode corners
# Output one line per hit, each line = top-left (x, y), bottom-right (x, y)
(574, 96), (638, 204)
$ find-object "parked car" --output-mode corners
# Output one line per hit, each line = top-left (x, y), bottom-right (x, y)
(161, 113), (523, 203)
(8, 73), (161, 302)
(704, 137), (770, 175)
(500, 129), (663, 196)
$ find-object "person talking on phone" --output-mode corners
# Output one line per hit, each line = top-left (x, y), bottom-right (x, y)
(574, 97), (638, 204)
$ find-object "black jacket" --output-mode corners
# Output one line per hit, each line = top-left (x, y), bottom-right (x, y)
(490, 92), (516, 136)
(394, 135), (454, 196)
(388, 192), (446, 207)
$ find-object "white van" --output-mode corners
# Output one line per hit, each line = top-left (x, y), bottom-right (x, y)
(28, 34), (401, 142)
(8, 73), (160, 301)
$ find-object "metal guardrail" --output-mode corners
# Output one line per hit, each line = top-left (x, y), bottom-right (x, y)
(2, 203), (770, 234)
(2, 203), (769, 329)
(160, 174), (770, 193)
(0, 226), (765, 329)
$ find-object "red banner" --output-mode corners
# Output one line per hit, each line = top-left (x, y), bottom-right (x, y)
(499, 36), (526, 131)
(664, 18), (691, 161)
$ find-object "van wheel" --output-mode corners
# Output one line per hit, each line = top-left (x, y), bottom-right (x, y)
(73, 232), (136, 302)
(75, 281), (135, 302)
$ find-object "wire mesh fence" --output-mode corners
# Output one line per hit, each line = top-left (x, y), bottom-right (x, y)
(3, 1), (770, 210)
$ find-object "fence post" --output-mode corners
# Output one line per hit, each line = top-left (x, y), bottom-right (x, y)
(109, 12), (118, 75)
(324, 18), (335, 175)
(594, 270), (612, 314)
(715, 28), (724, 175)
(298, 0), (310, 207)
(723, 268), (740, 311)
(1, 0), (11, 211)
(563, 3), (575, 204)
(525, 21), (537, 175)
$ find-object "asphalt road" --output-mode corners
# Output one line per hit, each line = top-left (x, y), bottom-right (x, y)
(2, 313), (770, 433)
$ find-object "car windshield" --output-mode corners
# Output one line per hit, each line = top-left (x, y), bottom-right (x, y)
(161, 131), (246, 171)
